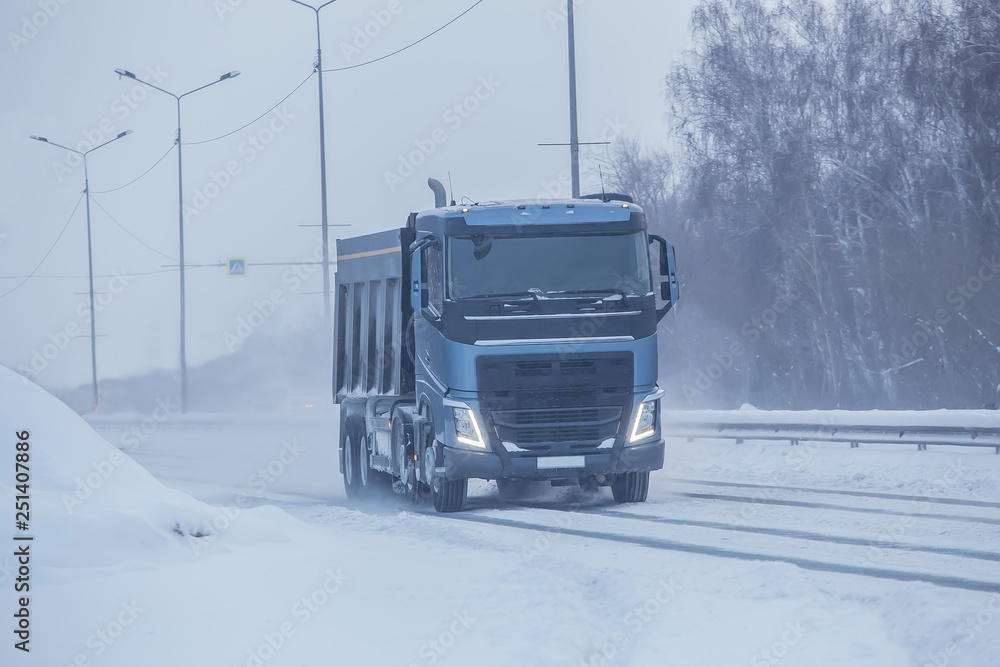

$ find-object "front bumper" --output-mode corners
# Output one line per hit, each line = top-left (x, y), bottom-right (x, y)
(443, 439), (664, 481)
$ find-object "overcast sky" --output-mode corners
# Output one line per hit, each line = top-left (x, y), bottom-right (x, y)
(0, 0), (697, 392)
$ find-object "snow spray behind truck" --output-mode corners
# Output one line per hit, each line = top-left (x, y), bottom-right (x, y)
(333, 179), (679, 512)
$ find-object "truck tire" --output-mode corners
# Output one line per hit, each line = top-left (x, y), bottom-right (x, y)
(342, 428), (363, 500)
(611, 471), (649, 503)
(416, 403), (467, 512)
(433, 477), (468, 513)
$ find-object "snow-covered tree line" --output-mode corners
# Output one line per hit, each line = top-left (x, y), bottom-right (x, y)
(613, 0), (1000, 408)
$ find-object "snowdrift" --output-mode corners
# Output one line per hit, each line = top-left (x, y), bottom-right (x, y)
(0, 365), (289, 575)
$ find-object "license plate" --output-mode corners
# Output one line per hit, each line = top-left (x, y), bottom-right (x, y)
(537, 456), (585, 469)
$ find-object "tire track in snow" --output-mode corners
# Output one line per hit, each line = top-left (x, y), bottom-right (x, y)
(666, 478), (1000, 509)
(667, 492), (1000, 526)
(440, 512), (1000, 594)
(581, 509), (999, 562)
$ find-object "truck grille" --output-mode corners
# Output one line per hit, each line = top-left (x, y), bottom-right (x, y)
(490, 406), (622, 448)
(477, 352), (633, 454)
(478, 352), (632, 391)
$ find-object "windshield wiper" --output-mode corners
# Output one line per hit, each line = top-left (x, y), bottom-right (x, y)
(545, 288), (631, 303)
(463, 289), (542, 303)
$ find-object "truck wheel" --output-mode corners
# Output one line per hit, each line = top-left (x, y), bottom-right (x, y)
(433, 477), (468, 513)
(342, 429), (363, 500)
(611, 471), (649, 503)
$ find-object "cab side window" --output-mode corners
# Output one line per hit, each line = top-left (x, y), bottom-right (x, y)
(425, 244), (444, 316)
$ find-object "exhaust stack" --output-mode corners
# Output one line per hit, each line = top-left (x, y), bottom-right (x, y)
(428, 178), (447, 208)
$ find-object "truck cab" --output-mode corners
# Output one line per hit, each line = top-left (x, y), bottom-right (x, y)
(334, 183), (679, 512)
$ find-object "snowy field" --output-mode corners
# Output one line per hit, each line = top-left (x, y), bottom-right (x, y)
(3, 366), (999, 666)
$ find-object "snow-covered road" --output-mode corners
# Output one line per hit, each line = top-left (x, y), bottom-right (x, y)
(5, 364), (999, 667)
(68, 409), (1000, 667)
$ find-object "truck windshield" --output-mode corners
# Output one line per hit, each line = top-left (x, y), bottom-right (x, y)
(447, 231), (652, 300)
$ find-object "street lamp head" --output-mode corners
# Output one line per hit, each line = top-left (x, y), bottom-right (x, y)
(220, 71), (241, 81)
(115, 68), (137, 80)
(29, 135), (48, 143)
(117, 130), (133, 139)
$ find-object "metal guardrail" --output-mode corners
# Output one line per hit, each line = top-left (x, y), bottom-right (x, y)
(82, 411), (999, 453)
(667, 422), (1000, 453)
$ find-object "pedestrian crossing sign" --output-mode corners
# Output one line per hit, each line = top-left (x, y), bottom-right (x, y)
(228, 258), (247, 277)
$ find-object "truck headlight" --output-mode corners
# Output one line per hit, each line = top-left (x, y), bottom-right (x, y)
(453, 407), (487, 449)
(629, 399), (658, 443)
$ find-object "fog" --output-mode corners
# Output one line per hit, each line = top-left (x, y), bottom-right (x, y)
(1, 0), (696, 410)
(6, 0), (998, 414)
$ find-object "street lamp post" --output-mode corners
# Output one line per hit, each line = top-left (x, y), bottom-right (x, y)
(114, 68), (240, 414)
(288, 0), (337, 341)
(30, 130), (133, 413)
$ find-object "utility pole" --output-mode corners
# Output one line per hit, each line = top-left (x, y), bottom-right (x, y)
(289, 0), (337, 342)
(538, 1), (609, 197)
(568, 0), (581, 198)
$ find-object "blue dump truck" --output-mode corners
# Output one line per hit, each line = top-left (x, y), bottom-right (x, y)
(333, 179), (679, 512)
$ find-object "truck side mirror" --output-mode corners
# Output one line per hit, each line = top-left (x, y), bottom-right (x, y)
(649, 234), (679, 321)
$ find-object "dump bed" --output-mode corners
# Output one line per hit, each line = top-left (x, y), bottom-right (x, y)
(333, 227), (415, 403)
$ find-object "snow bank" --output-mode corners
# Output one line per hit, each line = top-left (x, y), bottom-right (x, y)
(0, 365), (289, 575)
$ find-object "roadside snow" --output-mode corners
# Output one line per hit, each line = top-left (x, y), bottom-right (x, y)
(662, 436), (1000, 501)
(4, 366), (999, 666)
